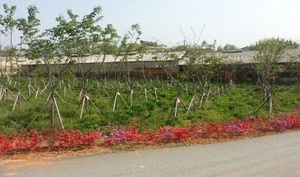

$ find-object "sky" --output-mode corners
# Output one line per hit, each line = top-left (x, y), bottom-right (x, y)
(1, 0), (300, 48)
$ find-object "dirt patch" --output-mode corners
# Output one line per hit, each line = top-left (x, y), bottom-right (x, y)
(0, 146), (111, 165)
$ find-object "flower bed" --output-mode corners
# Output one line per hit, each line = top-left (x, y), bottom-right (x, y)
(1, 110), (300, 155)
(0, 129), (101, 154)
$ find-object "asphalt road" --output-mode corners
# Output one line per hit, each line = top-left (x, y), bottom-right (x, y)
(1, 131), (300, 177)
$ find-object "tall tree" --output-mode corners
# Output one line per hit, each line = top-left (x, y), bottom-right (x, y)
(25, 6), (120, 128)
(182, 40), (222, 84)
(0, 4), (41, 74)
(0, 4), (18, 74)
(109, 24), (144, 80)
(253, 38), (288, 116)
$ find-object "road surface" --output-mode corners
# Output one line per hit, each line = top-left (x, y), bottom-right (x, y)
(1, 131), (300, 177)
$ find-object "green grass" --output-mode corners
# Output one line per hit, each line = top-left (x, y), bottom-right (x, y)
(1, 77), (300, 134)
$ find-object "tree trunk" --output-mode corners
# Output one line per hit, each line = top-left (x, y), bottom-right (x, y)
(269, 92), (273, 117)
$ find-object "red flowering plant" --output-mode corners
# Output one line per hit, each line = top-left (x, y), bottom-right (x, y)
(157, 126), (190, 143)
(272, 110), (300, 131)
(0, 129), (46, 154)
(102, 125), (152, 146)
(0, 129), (101, 154)
(2, 110), (300, 155)
(57, 129), (101, 148)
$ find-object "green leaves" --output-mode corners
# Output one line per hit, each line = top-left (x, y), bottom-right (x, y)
(253, 38), (288, 78)
(252, 38), (289, 116)
(0, 4), (17, 34)
(15, 4), (118, 66)
(181, 39), (222, 82)
(254, 38), (288, 63)
(17, 5), (40, 43)
(0, 3), (138, 63)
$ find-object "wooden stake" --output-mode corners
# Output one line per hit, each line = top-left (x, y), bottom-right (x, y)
(12, 92), (32, 111)
(144, 88), (148, 102)
(186, 96), (195, 115)
(63, 86), (67, 97)
(40, 83), (49, 94)
(113, 92), (120, 111)
(35, 87), (39, 99)
(185, 84), (188, 95)
(174, 97), (180, 116)
(130, 89), (133, 107)
(53, 95), (64, 129)
(199, 92), (205, 108)
(79, 96), (86, 120)
(28, 84), (31, 96)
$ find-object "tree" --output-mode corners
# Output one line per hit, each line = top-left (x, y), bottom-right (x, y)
(110, 24), (144, 80)
(253, 38), (288, 116)
(223, 44), (237, 51)
(25, 6), (119, 128)
(96, 42), (118, 55)
(217, 45), (223, 52)
(0, 4), (18, 74)
(0, 4), (40, 111)
(250, 39), (299, 51)
(285, 39), (299, 49)
(17, 4), (40, 75)
(17, 5), (40, 41)
(181, 40), (221, 83)
(0, 4), (41, 75)
(140, 40), (157, 46)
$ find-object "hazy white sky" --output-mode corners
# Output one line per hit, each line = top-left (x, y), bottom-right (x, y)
(1, 0), (300, 47)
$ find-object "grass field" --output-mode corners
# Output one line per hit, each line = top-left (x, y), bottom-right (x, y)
(1, 77), (300, 134)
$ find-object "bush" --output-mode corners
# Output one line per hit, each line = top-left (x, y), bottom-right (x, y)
(165, 116), (186, 127)
(131, 105), (146, 115)
(80, 115), (101, 131)
(7, 109), (35, 129)
(113, 111), (132, 125)
(145, 102), (156, 111)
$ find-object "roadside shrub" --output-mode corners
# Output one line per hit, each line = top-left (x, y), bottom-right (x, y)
(157, 126), (190, 143)
(80, 115), (101, 131)
(2, 111), (300, 155)
(113, 111), (132, 125)
(60, 105), (77, 118)
(131, 105), (146, 115)
(0, 129), (101, 154)
(165, 116), (186, 127)
(7, 109), (35, 129)
(155, 100), (170, 111)
(145, 102), (156, 111)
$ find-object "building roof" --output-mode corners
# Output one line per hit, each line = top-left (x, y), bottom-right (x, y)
(19, 51), (185, 65)
(219, 49), (300, 64)
(14, 49), (300, 66)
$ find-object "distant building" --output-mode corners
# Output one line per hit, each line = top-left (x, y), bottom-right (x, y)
(13, 48), (300, 82)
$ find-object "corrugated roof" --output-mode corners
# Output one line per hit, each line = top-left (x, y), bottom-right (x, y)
(15, 49), (300, 66)
(220, 49), (300, 64)
(20, 51), (185, 65)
